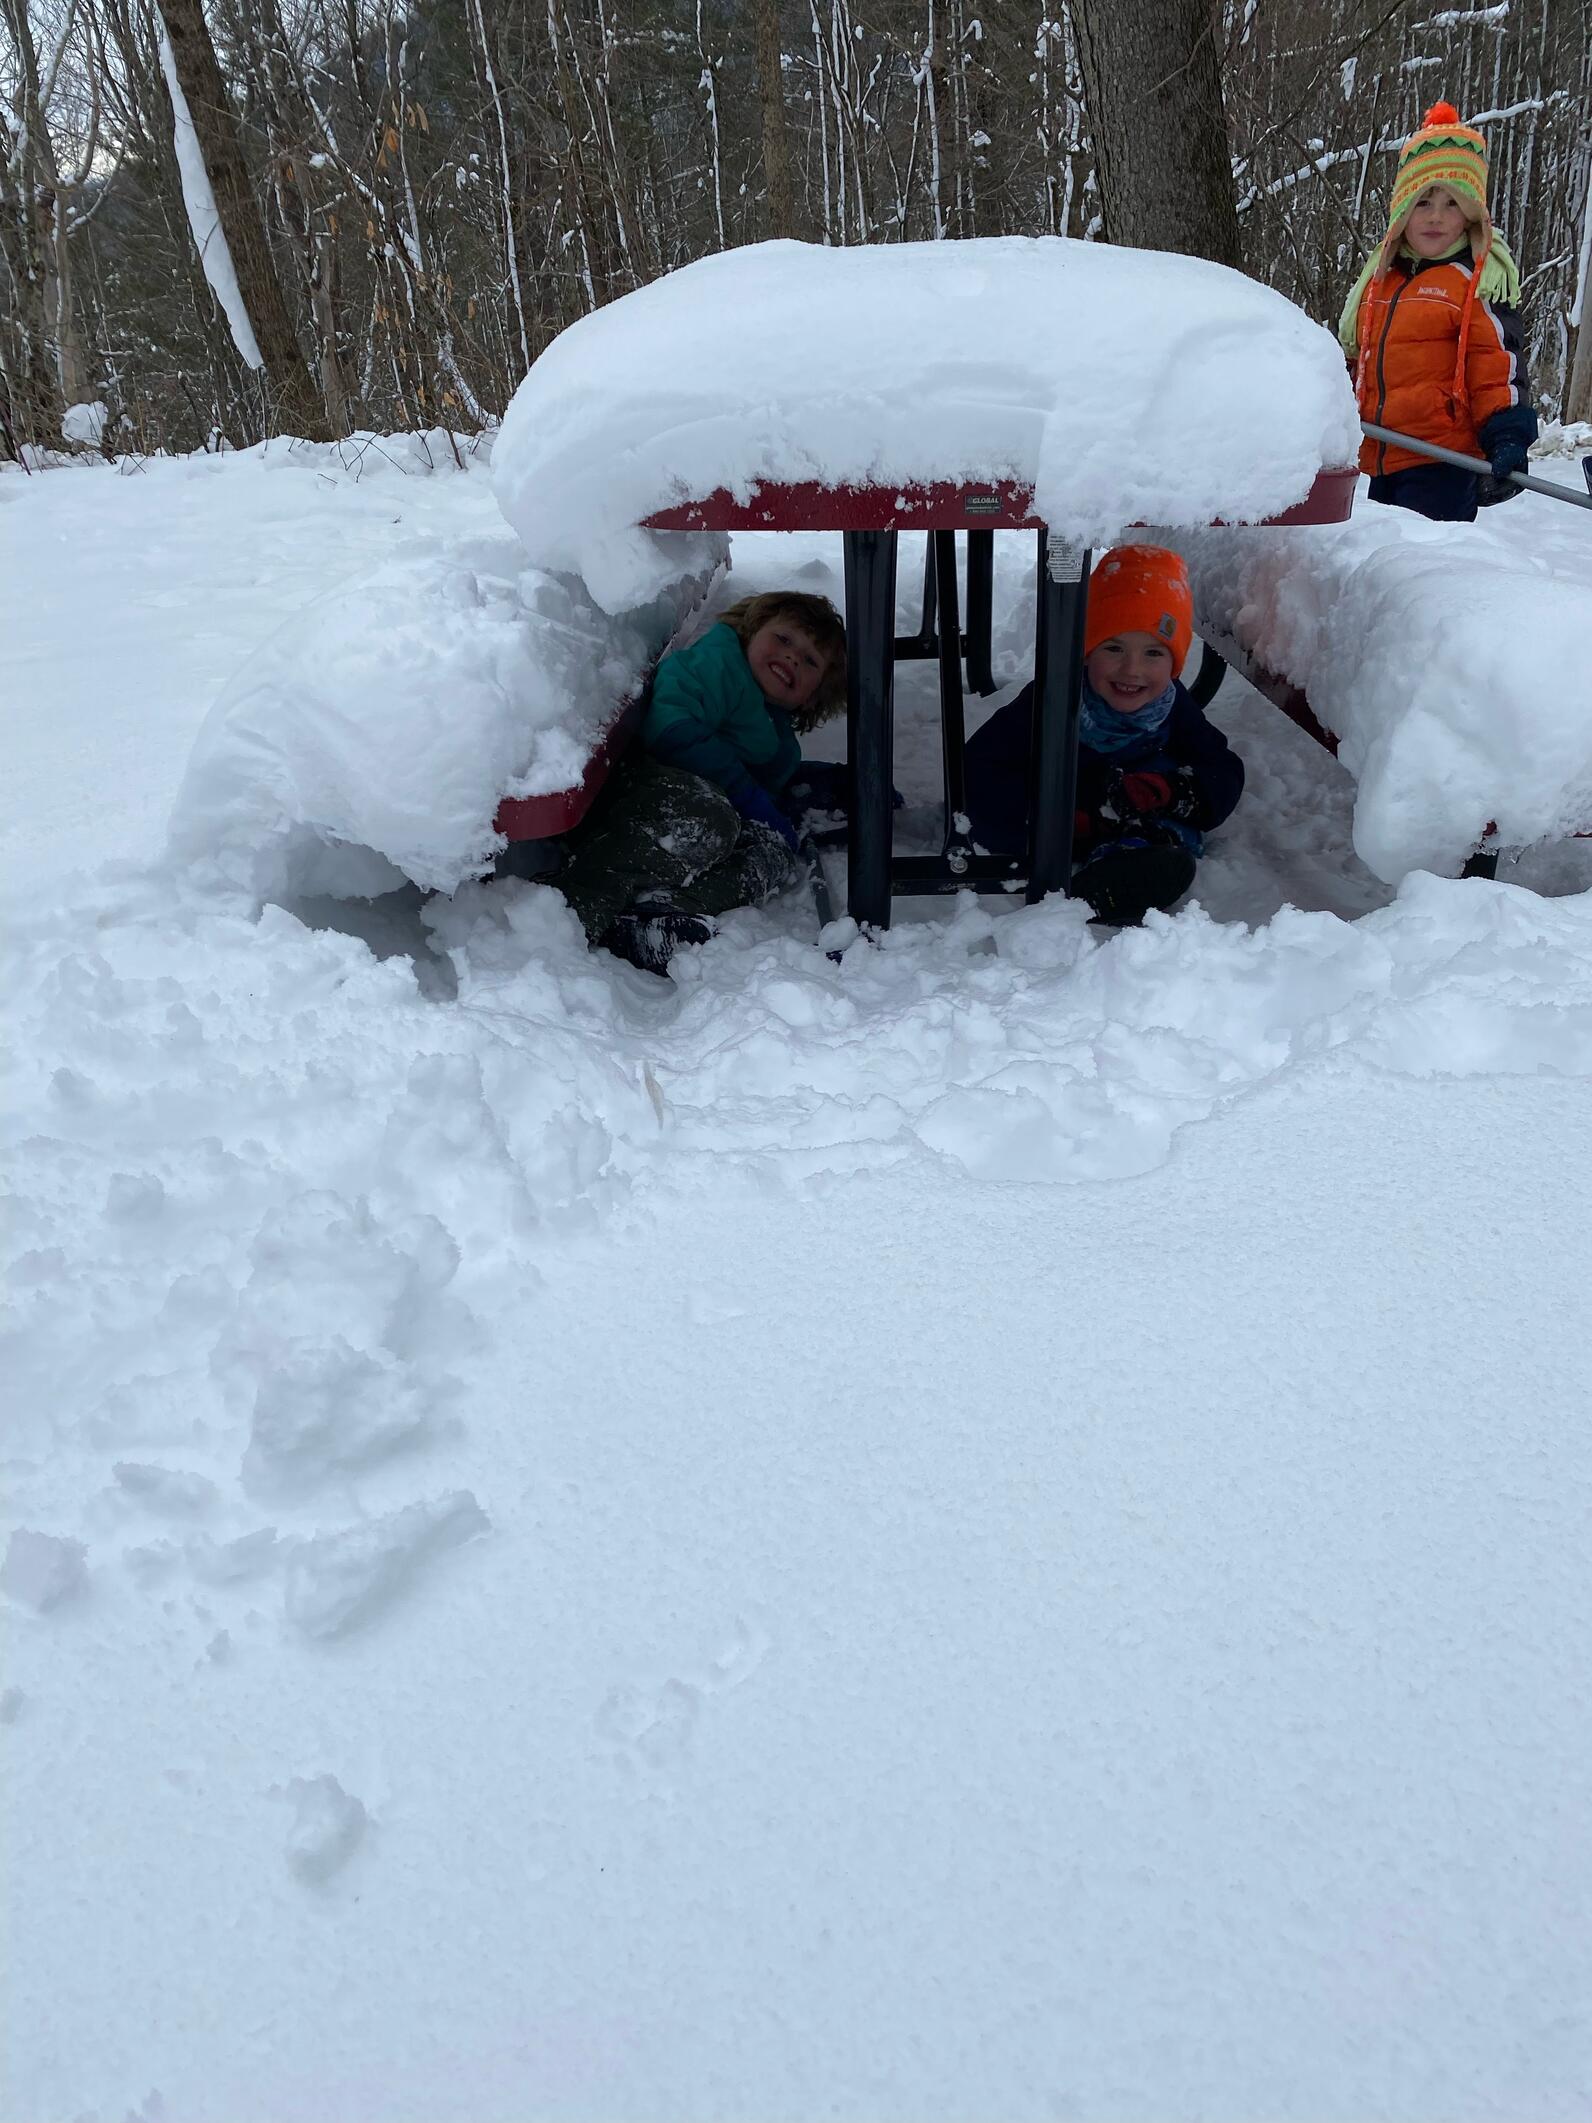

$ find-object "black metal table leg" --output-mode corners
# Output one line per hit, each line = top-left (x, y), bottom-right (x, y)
(1188, 638), (1227, 709)
(894, 535), (938, 660)
(934, 531), (975, 877)
(845, 529), (899, 931)
(1027, 532), (1090, 905)
(964, 530), (995, 695)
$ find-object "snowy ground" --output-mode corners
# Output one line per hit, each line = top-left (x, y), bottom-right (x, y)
(4, 438), (1592, 2123)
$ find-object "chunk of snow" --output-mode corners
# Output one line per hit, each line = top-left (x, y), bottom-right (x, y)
(493, 236), (1360, 611)
(2, 1530), (87, 1612)
(156, 28), (264, 373)
(112, 1463), (218, 1516)
(282, 1492), (489, 1639)
(283, 1773), (367, 1883)
(61, 401), (107, 447)
(1175, 496), (1592, 879)
(242, 1343), (434, 1500)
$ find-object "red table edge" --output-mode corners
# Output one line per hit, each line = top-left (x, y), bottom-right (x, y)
(493, 690), (645, 841)
(641, 465), (1358, 533)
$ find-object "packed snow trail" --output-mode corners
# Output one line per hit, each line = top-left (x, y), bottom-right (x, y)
(3, 441), (1591, 2123)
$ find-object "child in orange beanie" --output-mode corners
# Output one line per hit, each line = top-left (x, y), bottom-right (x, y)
(1339, 100), (1537, 522)
(963, 545), (1243, 925)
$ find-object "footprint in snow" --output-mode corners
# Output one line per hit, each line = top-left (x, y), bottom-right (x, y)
(594, 1612), (771, 1777)
(596, 1677), (701, 1773)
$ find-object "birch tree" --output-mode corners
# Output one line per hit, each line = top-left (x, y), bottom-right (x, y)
(154, 0), (326, 435)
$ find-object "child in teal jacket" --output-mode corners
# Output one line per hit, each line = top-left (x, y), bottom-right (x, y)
(549, 590), (846, 973)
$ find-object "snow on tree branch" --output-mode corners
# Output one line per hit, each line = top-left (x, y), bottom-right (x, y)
(156, 23), (264, 372)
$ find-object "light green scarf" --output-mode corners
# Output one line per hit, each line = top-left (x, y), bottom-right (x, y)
(1337, 232), (1521, 356)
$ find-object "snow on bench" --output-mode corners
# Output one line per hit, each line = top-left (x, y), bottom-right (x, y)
(168, 521), (708, 902)
(1174, 492), (1592, 882)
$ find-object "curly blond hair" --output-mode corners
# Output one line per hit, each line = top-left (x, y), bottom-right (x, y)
(717, 591), (847, 732)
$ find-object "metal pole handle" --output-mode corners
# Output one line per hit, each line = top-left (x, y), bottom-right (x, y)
(1361, 422), (1592, 513)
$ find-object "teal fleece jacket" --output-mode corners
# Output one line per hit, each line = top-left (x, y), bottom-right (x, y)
(640, 623), (802, 801)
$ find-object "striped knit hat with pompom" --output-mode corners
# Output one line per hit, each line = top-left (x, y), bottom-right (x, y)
(1386, 101), (1491, 248)
(1340, 100), (1519, 359)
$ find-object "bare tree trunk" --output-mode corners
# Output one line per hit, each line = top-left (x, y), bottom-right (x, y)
(310, 229), (349, 435)
(1071, 0), (1244, 271)
(49, 191), (91, 407)
(1568, 162), (1592, 426)
(469, 0), (533, 368)
(0, 0), (66, 445)
(154, 0), (328, 438)
(1569, 329), (1592, 427)
(755, 0), (797, 238)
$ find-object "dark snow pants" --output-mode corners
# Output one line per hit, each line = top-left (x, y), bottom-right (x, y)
(550, 754), (797, 943)
(1367, 461), (1479, 522)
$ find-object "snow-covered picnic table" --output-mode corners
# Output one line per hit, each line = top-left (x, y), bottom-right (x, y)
(167, 240), (1588, 908)
(175, 238), (1365, 908)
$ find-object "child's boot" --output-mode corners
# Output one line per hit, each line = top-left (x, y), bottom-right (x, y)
(1077, 842), (1196, 926)
(603, 909), (718, 976)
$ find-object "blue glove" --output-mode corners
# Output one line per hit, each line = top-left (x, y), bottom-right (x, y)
(1478, 404), (1536, 483)
(732, 780), (801, 853)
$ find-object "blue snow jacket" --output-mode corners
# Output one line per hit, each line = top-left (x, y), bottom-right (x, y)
(963, 677), (1244, 859)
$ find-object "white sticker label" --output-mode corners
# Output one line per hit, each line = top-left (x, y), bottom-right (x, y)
(1046, 537), (1087, 584)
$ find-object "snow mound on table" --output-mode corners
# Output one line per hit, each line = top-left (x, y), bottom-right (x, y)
(167, 528), (710, 902)
(1178, 495), (1592, 881)
(493, 236), (1360, 612)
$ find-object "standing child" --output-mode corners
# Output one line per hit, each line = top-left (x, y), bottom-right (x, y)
(963, 545), (1242, 926)
(1340, 100), (1537, 522)
(544, 590), (846, 974)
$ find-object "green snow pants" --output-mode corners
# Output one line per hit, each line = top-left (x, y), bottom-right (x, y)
(551, 754), (798, 944)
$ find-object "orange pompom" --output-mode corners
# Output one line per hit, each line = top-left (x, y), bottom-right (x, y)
(1422, 101), (1462, 127)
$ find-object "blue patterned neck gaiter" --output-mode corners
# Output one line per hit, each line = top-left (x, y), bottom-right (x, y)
(1078, 679), (1177, 756)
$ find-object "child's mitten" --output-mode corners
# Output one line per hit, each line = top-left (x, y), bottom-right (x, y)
(733, 781), (802, 853)
(1115, 769), (1174, 816)
(1478, 403), (1537, 483)
(1162, 770), (1206, 825)
(1106, 766), (1205, 832)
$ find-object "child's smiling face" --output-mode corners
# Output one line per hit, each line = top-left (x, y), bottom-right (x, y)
(1406, 186), (1471, 258)
(1086, 631), (1174, 714)
(746, 615), (829, 711)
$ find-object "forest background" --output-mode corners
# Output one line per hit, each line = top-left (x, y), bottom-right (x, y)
(3, 0), (1590, 461)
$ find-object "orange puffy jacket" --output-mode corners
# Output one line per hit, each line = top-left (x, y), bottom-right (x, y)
(1353, 250), (1530, 477)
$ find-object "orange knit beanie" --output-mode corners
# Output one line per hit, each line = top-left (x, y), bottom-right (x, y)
(1085, 545), (1194, 671)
